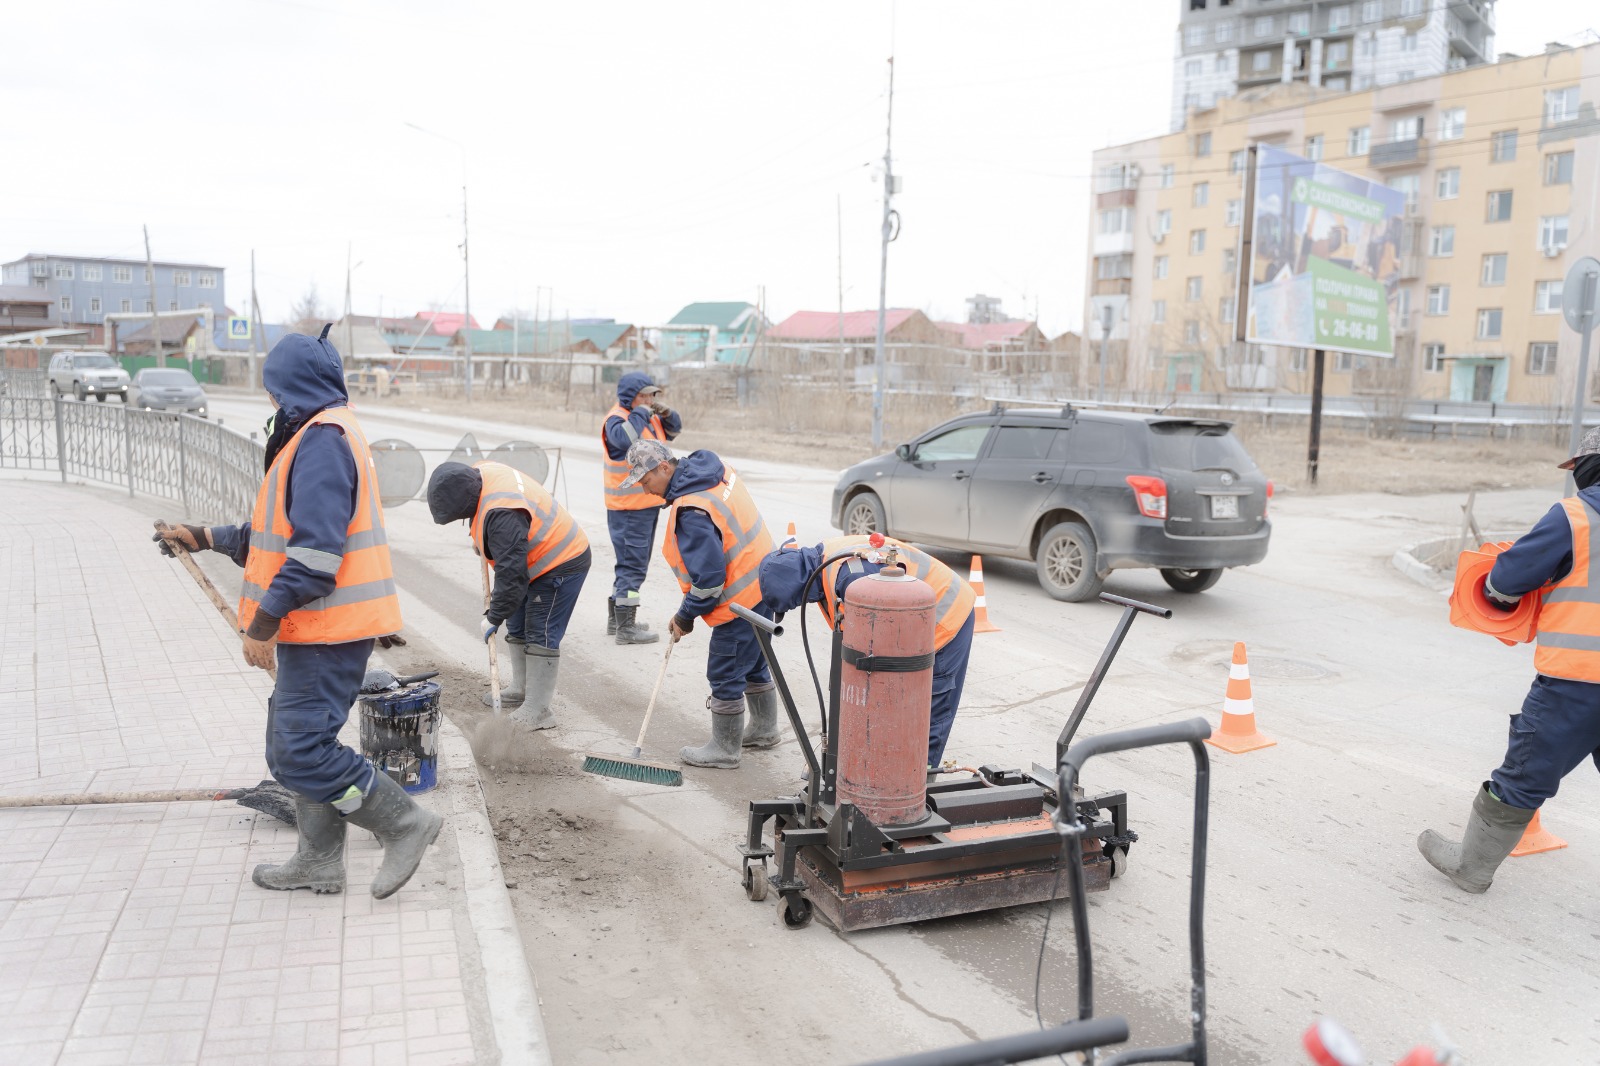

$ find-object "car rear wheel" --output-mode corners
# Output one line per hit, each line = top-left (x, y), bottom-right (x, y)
(1160, 567), (1223, 593)
(1036, 521), (1104, 602)
(844, 491), (885, 537)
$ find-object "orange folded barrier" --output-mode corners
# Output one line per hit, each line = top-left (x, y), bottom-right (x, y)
(1448, 542), (1538, 645)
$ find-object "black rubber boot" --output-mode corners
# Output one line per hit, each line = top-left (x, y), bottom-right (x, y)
(252, 793), (346, 894)
(606, 599), (617, 637)
(615, 603), (660, 645)
(343, 771), (444, 899)
(742, 683), (783, 749)
(681, 696), (744, 768)
(511, 646), (559, 730)
(1417, 783), (1535, 894)
(482, 642), (527, 707)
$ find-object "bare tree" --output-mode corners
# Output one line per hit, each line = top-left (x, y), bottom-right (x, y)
(288, 283), (331, 336)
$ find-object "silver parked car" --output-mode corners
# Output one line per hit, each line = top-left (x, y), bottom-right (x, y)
(130, 367), (208, 417)
(48, 351), (130, 402)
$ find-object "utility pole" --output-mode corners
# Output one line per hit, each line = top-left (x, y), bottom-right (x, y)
(143, 225), (164, 368)
(871, 56), (897, 452)
(250, 250), (265, 390)
(1098, 304), (1113, 403)
(837, 192), (846, 348)
(344, 242), (354, 363)
(461, 183), (472, 402)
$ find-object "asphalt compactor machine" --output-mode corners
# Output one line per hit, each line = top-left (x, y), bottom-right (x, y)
(730, 542), (1168, 931)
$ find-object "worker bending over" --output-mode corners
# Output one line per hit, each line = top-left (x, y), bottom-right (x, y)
(1419, 427), (1600, 893)
(426, 459), (590, 729)
(759, 535), (976, 767)
(153, 328), (439, 900)
(619, 438), (776, 769)
(601, 372), (681, 645)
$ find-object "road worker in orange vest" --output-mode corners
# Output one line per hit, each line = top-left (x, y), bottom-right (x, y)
(1419, 427), (1600, 893)
(602, 372), (682, 645)
(757, 534), (977, 766)
(425, 459), (591, 728)
(620, 438), (777, 769)
(153, 327), (440, 901)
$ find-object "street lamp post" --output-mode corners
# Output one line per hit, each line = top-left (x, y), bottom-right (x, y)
(404, 121), (473, 401)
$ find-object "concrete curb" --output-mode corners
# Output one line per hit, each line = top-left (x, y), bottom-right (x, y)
(436, 718), (553, 1066)
(1392, 532), (1522, 595)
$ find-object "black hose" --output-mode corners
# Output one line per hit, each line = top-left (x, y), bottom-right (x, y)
(798, 550), (861, 735)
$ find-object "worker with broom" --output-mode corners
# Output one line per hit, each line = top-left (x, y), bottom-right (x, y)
(1419, 427), (1600, 894)
(424, 459), (591, 729)
(619, 438), (776, 769)
(152, 327), (441, 900)
(601, 372), (682, 646)
(757, 535), (977, 767)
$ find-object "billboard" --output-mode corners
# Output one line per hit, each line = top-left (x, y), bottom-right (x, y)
(1243, 146), (1406, 358)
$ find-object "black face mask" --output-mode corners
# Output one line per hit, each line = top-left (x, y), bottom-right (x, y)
(1573, 453), (1600, 492)
(263, 409), (299, 473)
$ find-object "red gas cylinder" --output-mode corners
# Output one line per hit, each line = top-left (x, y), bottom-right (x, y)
(837, 564), (936, 826)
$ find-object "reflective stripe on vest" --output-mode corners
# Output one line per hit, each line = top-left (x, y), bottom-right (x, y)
(662, 465), (774, 627)
(816, 534), (976, 650)
(602, 403), (668, 510)
(469, 461), (590, 581)
(1536, 497), (1600, 681)
(238, 407), (402, 644)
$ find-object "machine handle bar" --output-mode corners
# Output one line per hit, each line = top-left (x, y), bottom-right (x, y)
(729, 602), (784, 636)
(1096, 592), (1172, 618)
(854, 1017), (1131, 1066)
(1059, 717), (1210, 779)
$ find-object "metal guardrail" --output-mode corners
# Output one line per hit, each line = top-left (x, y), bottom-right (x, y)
(0, 369), (262, 523)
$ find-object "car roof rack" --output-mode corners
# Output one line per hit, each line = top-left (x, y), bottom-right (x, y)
(985, 397), (1082, 423)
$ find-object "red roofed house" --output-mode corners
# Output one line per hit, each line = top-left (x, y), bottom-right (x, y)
(767, 309), (962, 390)
(415, 311), (479, 336)
(768, 308), (950, 347)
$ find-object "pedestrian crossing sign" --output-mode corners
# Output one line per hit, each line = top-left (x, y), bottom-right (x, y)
(227, 316), (251, 340)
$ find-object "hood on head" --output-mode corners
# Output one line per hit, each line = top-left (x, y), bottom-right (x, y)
(263, 329), (349, 424)
(759, 543), (824, 615)
(616, 371), (657, 408)
(426, 462), (482, 524)
(666, 449), (725, 498)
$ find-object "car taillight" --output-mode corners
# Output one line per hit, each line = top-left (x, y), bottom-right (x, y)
(1125, 475), (1167, 519)
(1265, 480), (1274, 516)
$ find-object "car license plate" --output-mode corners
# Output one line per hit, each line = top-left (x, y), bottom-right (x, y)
(1210, 495), (1239, 520)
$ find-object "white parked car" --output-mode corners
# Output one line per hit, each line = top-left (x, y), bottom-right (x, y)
(48, 351), (130, 402)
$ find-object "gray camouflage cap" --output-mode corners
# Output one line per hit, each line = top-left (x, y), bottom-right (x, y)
(619, 437), (675, 488)
(1559, 426), (1600, 470)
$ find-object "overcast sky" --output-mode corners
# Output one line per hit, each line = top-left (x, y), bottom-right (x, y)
(2, 2), (1593, 337)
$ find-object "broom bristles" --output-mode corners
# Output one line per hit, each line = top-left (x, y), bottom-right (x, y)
(581, 752), (683, 786)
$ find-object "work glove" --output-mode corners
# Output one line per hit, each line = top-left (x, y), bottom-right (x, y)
(152, 521), (211, 556)
(376, 633), (407, 649)
(669, 614), (694, 640)
(650, 402), (672, 419)
(480, 615), (500, 643)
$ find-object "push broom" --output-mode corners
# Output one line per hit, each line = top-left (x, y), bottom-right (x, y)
(583, 636), (683, 786)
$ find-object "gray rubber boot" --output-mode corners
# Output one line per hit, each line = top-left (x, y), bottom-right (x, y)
(482, 642), (527, 707)
(1417, 783), (1535, 894)
(252, 793), (346, 894)
(343, 770), (444, 899)
(742, 683), (783, 749)
(511, 645), (559, 730)
(606, 599), (617, 637)
(614, 604), (660, 645)
(681, 696), (745, 768)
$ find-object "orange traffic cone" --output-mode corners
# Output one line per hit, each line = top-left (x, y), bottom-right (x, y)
(782, 521), (798, 549)
(1205, 642), (1275, 754)
(967, 555), (1002, 634)
(1510, 810), (1568, 857)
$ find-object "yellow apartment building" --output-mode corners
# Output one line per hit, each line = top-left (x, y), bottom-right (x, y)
(1086, 41), (1599, 405)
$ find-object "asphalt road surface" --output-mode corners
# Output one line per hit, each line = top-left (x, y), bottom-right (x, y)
(201, 393), (1598, 1065)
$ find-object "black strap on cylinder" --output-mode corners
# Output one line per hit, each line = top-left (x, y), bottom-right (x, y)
(841, 645), (935, 673)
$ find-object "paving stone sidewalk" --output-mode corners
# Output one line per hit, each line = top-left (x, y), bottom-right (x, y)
(1, 476), (544, 1066)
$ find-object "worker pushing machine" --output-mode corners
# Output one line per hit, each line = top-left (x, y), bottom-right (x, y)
(425, 459), (591, 728)
(1419, 427), (1600, 894)
(759, 534), (977, 767)
(152, 328), (441, 900)
(602, 372), (682, 645)
(619, 438), (777, 769)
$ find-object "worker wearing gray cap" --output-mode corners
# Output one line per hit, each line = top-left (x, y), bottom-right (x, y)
(1419, 427), (1600, 893)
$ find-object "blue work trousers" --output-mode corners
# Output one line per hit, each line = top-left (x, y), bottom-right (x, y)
(706, 603), (775, 701)
(608, 509), (660, 603)
(266, 640), (374, 804)
(1489, 673), (1600, 809)
(928, 612), (976, 767)
(506, 549), (591, 651)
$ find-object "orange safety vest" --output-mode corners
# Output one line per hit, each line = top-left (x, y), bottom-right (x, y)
(662, 464), (774, 627)
(1535, 497), (1600, 682)
(602, 403), (668, 511)
(239, 407), (401, 643)
(816, 535), (976, 650)
(469, 461), (590, 581)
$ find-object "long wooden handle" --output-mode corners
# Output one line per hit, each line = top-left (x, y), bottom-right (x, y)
(631, 637), (676, 756)
(156, 520), (276, 681)
(482, 557), (502, 716)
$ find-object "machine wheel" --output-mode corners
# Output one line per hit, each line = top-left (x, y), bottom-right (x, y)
(779, 894), (813, 929)
(1160, 567), (1223, 594)
(1107, 846), (1129, 880)
(1035, 521), (1105, 602)
(843, 491), (885, 537)
(743, 863), (769, 902)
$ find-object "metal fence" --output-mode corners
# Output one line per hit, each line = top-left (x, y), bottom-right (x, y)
(0, 369), (262, 523)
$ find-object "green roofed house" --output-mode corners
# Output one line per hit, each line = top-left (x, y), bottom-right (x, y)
(485, 318), (648, 360)
(659, 301), (766, 365)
